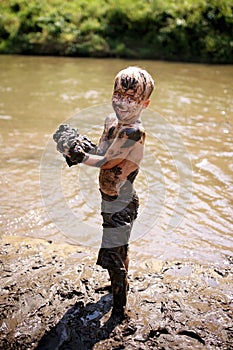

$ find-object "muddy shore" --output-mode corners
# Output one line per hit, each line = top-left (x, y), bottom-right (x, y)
(0, 236), (232, 350)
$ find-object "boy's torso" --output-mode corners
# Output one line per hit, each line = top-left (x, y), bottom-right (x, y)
(98, 114), (145, 196)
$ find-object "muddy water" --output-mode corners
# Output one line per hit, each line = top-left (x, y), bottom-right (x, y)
(0, 55), (232, 265)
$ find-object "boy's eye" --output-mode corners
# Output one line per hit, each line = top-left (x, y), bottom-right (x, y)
(127, 96), (135, 102)
(114, 93), (121, 99)
(113, 93), (135, 102)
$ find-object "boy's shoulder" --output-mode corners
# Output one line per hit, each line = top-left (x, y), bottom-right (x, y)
(119, 124), (145, 142)
(104, 113), (118, 126)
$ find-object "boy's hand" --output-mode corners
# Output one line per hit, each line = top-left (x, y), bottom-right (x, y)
(53, 124), (79, 154)
(53, 124), (96, 153)
(68, 143), (86, 164)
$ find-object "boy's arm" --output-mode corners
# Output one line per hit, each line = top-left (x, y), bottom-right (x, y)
(95, 114), (117, 156)
(86, 114), (116, 156)
(82, 140), (127, 168)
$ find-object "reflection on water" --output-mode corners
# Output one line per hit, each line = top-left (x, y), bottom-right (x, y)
(0, 55), (232, 264)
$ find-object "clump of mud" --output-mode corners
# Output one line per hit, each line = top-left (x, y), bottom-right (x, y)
(0, 236), (232, 349)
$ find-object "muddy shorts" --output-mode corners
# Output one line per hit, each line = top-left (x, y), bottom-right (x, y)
(97, 189), (139, 269)
(97, 245), (129, 270)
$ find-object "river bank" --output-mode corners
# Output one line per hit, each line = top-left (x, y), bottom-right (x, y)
(1, 0), (232, 63)
(0, 235), (232, 349)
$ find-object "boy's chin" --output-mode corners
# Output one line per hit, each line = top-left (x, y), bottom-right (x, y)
(116, 115), (141, 126)
(116, 114), (130, 123)
(115, 111), (134, 122)
(116, 112), (126, 120)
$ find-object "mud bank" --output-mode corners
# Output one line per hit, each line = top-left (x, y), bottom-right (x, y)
(0, 236), (232, 350)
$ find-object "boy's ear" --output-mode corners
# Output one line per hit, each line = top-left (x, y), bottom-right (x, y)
(143, 99), (150, 108)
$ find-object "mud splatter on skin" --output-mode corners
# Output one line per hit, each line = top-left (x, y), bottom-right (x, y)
(111, 166), (122, 177)
(119, 127), (144, 148)
(96, 111), (145, 196)
(119, 72), (147, 101)
(120, 76), (138, 91)
(114, 73), (146, 102)
(108, 126), (116, 140)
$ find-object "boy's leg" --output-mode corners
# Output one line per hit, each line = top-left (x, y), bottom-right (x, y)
(97, 245), (129, 318)
(97, 191), (139, 318)
(108, 266), (128, 317)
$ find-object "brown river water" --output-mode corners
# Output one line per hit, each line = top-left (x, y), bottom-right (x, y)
(0, 55), (232, 265)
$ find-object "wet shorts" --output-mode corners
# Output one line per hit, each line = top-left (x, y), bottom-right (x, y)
(97, 245), (128, 270)
(96, 190), (139, 269)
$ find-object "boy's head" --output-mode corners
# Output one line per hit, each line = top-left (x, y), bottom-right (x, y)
(113, 66), (154, 102)
(112, 66), (154, 123)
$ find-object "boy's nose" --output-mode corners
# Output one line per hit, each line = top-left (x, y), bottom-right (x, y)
(116, 101), (130, 110)
(118, 96), (131, 104)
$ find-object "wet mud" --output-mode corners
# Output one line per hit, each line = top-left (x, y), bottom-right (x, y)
(0, 236), (232, 350)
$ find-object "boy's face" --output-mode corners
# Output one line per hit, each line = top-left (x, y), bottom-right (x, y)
(112, 81), (149, 123)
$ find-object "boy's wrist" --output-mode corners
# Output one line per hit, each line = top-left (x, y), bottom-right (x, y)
(83, 154), (89, 163)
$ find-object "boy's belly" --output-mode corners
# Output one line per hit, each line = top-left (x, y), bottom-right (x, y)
(99, 163), (138, 196)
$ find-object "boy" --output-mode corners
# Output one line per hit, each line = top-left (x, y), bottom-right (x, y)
(54, 66), (154, 320)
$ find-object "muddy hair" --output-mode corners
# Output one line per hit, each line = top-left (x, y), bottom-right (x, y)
(114, 66), (154, 100)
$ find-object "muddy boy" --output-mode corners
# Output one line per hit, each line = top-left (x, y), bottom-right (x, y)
(55, 66), (154, 320)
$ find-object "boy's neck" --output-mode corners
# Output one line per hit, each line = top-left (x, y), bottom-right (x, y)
(117, 117), (142, 127)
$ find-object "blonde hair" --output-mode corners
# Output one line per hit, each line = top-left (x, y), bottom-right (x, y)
(114, 66), (154, 100)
